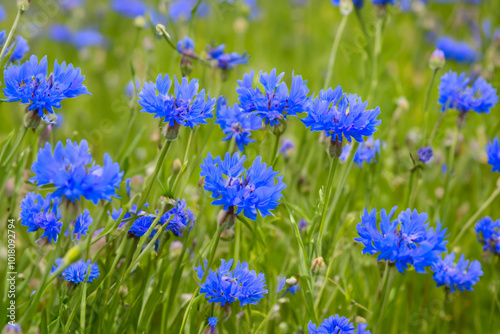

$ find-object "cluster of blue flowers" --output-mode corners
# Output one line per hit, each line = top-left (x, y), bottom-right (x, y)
(475, 216), (500, 255)
(308, 315), (371, 334)
(486, 137), (500, 172)
(200, 152), (286, 220)
(0, 30), (29, 63)
(207, 44), (249, 70)
(431, 253), (483, 292)
(52, 258), (100, 284)
(48, 24), (107, 50)
(195, 259), (268, 307)
(20, 193), (62, 243)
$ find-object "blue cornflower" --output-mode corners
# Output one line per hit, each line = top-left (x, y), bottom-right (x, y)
(355, 207), (448, 273)
(340, 144), (353, 162)
(52, 258), (100, 284)
(125, 79), (141, 98)
(302, 87), (381, 144)
(353, 136), (381, 168)
(1, 31), (29, 63)
(129, 214), (158, 237)
(417, 146), (433, 164)
(308, 315), (371, 334)
(208, 44), (249, 70)
(200, 152), (286, 220)
(277, 276), (300, 295)
(138, 74), (215, 129)
(72, 209), (93, 240)
(215, 96), (262, 151)
(432, 252), (482, 292)
(372, 0), (395, 4)
(0, 5), (5, 21)
(279, 139), (295, 158)
(236, 69), (311, 126)
(160, 199), (195, 236)
(177, 36), (196, 55)
(436, 36), (480, 63)
(475, 217), (500, 255)
(20, 192), (62, 243)
(60, 0), (85, 11)
(438, 71), (498, 114)
(486, 138), (500, 172)
(331, 0), (364, 9)
(49, 25), (107, 50)
(111, 0), (146, 17)
(195, 259), (268, 307)
(208, 317), (217, 333)
(30, 139), (124, 204)
(2, 55), (91, 121)
(169, 0), (210, 21)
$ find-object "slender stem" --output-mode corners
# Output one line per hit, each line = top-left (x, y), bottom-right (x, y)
(428, 111), (447, 146)
(375, 266), (396, 333)
(367, 17), (384, 102)
(324, 14), (349, 89)
(441, 125), (459, 223)
(0, 7), (23, 60)
(354, 8), (370, 56)
(423, 68), (439, 140)
(1, 124), (27, 168)
(317, 157), (339, 256)
(270, 132), (282, 167)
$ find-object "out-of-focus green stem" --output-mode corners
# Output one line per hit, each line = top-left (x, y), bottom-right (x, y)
(367, 17), (384, 102)
(317, 157), (339, 256)
(441, 125), (459, 223)
(324, 14), (349, 89)
(0, 7), (24, 60)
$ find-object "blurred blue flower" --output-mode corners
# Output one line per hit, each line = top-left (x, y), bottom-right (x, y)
(302, 87), (381, 143)
(353, 136), (381, 168)
(138, 74), (215, 128)
(435, 36), (480, 63)
(49, 25), (107, 50)
(355, 207), (448, 273)
(340, 143), (353, 162)
(486, 138), (500, 172)
(200, 152), (286, 220)
(475, 216), (500, 255)
(111, 0), (146, 17)
(331, 0), (364, 9)
(20, 192), (62, 243)
(372, 0), (395, 4)
(30, 139), (124, 204)
(72, 209), (93, 240)
(177, 36), (196, 55)
(160, 199), (196, 236)
(169, 0), (210, 21)
(215, 96), (262, 151)
(279, 139), (295, 158)
(432, 252), (482, 292)
(125, 79), (141, 98)
(277, 276), (300, 295)
(2, 55), (91, 120)
(417, 146), (433, 164)
(237, 69), (311, 126)
(0, 31), (29, 63)
(208, 317), (217, 333)
(195, 259), (268, 307)
(208, 44), (249, 70)
(308, 315), (371, 334)
(60, 0), (85, 11)
(0, 5), (5, 21)
(52, 258), (100, 284)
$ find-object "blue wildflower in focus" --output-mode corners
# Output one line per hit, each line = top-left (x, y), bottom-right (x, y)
(208, 317), (217, 333)
(302, 87), (381, 144)
(2, 55), (91, 121)
(215, 96), (262, 151)
(195, 259), (268, 307)
(438, 71), (498, 114)
(208, 44), (249, 70)
(0, 5), (5, 21)
(72, 209), (93, 240)
(129, 215), (158, 237)
(30, 139), (124, 204)
(125, 79), (140, 98)
(435, 36), (479, 63)
(279, 139), (295, 158)
(475, 217), (500, 255)
(486, 137), (500, 172)
(160, 199), (196, 236)
(20, 192), (62, 243)
(52, 258), (100, 284)
(277, 276), (300, 295)
(417, 146), (433, 164)
(353, 136), (381, 168)
(236, 69), (311, 126)
(169, 0), (210, 21)
(0, 31), (29, 63)
(138, 74), (215, 129)
(200, 152), (286, 220)
(177, 36), (196, 55)
(331, 0), (364, 9)
(111, 0), (146, 17)
(308, 315), (371, 334)
(355, 207), (448, 273)
(432, 252), (483, 292)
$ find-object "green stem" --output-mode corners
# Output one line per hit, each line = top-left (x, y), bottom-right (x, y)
(1, 124), (27, 168)
(428, 111), (447, 146)
(367, 17), (384, 102)
(0, 7), (24, 60)
(423, 68), (439, 141)
(270, 132), (282, 167)
(375, 266), (396, 333)
(317, 157), (339, 256)
(324, 14), (349, 89)
(441, 125), (459, 223)
(354, 8), (370, 55)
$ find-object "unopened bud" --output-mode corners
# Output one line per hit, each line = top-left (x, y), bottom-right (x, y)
(339, 0), (353, 15)
(311, 257), (326, 275)
(285, 276), (298, 286)
(328, 138), (343, 159)
(220, 228), (235, 241)
(180, 56), (193, 77)
(17, 0), (30, 11)
(172, 159), (182, 174)
(429, 49), (445, 70)
(272, 119), (287, 136)
(134, 16), (147, 29)
(62, 245), (81, 267)
(162, 123), (180, 141)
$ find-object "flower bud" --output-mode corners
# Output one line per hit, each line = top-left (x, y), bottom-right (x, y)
(23, 111), (41, 129)
(328, 138), (343, 159)
(162, 123), (180, 141)
(172, 159), (183, 175)
(285, 276), (298, 286)
(311, 257), (326, 275)
(180, 56), (193, 77)
(429, 49), (445, 70)
(271, 119), (287, 136)
(62, 245), (81, 267)
(220, 228), (235, 241)
(17, 0), (30, 11)
(339, 0), (353, 15)
(134, 16), (147, 29)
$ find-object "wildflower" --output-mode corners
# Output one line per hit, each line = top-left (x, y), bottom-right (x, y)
(340, 144), (353, 162)
(125, 79), (141, 98)
(2, 55), (90, 123)
(60, 0), (85, 11)
(129, 215), (158, 237)
(331, 0), (364, 9)
(302, 88), (381, 144)
(1, 31), (29, 63)
(138, 74), (215, 130)
(432, 252), (483, 292)
(111, 0), (147, 17)
(72, 209), (93, 240)
(475, 216), (500, 255)
(215, 96), (262, 151)
(3, 323), (21, 333)
(200, 152), (286, 220)
(49, 25), (107, 50)
(436, 36), (480, 63)
(278, 139), (295, 158)
(169, 0), (210, 21)
(355, 207), (448, 273)
(208, 317), (217, 333)
(308, 315), (371, 334)
(438, 71), (498, 114)
(429, 49), (445, 70)
(353, 136), (381, 168)
(0, 5), (5, 21)
(236, 69), (311, 126)
(52, 258), (100, 284)
(207, 44), (249, 70)
(277, 276), (300, 295)
(417, 146), (433, 164)
(486, 137), (500, 172)
(195, 259), (268, 307)
(160, 199), (195, 236)
(20, 192), (62, 243)
(177, 36), (196, 56)
(298, 219), (308, 231)
(372, 0), (395, 4)
(30, 139), (124, 204)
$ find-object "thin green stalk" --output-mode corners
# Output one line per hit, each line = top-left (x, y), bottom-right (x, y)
(317, 157), (339, 256)
(441, 126), (459, 223)
(0, 7), (24, 60)
(428, 111), (447, 146)
(375, 266), (396, 333)
(367, 17), (384, 102)
(423, 68), (439, 140)
(1, 124), (27, 168)
(324, 14), (349, 88)
(354, 8), (370, 56)
(270, 132), (282, 167)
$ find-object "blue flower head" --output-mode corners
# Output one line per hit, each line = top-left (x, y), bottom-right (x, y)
(160, 199), (195, 236)
(208, 44), (249, 70)
(355, 207), (448, 273)
(208, 317), (217, 333)
(20, 192), (62, 243)
(236, 69), (311, 126)
(353, 136), (381, 168)
(111, 0), (146, 17)
(60, 0), (85, 11)
(308, 315), (371, 334)
(72, 209), (93, 240)
(138, 74), (215, 128)
(49, 25), (106, 50)
(475, 216), (500, 255)
(277, 276), (300, 295)
(372, 0), (395, 4)
(279, 139), (295, 158)
(125, 79), (141, 98)
(195, 259), (268, 307)
(432, 252), (483, 292)
(129, 214), (158, 237)
(2, 55), (91, 121)
(30, 139), (124, 204)
(417, 146), (433, 164)
(169, 0), (210, 21)
(331, 0), (364, 9)
(52, 258), (100, 284)
(215, 96), (262, 151)
(436, 36), (480, 63)
(302, 88), (381, 143)
(200, 152), (286, 220)
(1, 32), (30, 63)
(0, 5), (5, 21)
(177, 36), (196, 55)
(486, 137), (500, 172)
